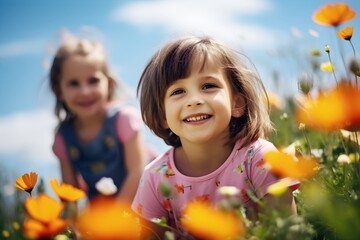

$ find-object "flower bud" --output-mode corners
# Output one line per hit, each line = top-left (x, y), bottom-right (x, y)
(298, 72), (313, 95)
(349, 58), (360, 77)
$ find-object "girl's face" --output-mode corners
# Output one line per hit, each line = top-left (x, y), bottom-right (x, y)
(59, 55), (110, 120)
(163, 55), (245, 145)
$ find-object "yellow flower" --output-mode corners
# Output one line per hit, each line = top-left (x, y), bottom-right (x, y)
(264, 151), (318, 180)
(337, 26), (354, 40)
(267, 91), (284, 110)
(181, 201), (246, 240)
(320, 61), (333, 72)
(313, 3), (356, 27)
(23, 218), (68, 239)
(12, 222), (20, 231)
(50, 178), (86, 202)
(296, 83), (360, 131)
(2, 230), (10, 238)
(25, 194), (64, 224)
(267, 178), (292, 196)
(15, 172), (38, 195)
(76, 197), (142, 240)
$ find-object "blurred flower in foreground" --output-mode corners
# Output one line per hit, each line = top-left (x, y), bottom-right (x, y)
(337, 154), (351, 164)
(50, 178), (86, 202)
(340, 129), (360, 145)
(296, 83), (360, 131)
(25, 194), (64, 223)
(267, 91), (284, 111)
(267, 178), (292, 196)
(181, 201), (245, 240)
(337, 26), (354, 40)
(24, 218), (68, 239)
(95, 177), (118, 196)
(76, 197), (141, 240)
(15, 172), (38, 196)
(24, 194), (68, 239)
(264, 151), (318, 180)
(320, 61), (334, 72)
(312, 3), (356, 27)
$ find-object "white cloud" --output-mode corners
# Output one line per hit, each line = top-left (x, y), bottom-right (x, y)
(0, 39), (44, 57)
(112, 0), (277, 50)
(0, 110), (57, 164)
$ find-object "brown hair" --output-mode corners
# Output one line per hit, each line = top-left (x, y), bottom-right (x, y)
(50, 38), (117, 124)
(137, 36), (273, 148)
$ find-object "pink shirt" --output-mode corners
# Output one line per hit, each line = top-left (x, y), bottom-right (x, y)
(132, 138), (299, 230)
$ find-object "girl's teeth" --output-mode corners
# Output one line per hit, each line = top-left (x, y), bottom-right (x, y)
(186, 115), (208, 122)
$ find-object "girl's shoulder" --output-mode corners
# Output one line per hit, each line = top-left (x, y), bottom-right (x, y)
(235, 138), (277, 160)
(107, 102), (139, 118)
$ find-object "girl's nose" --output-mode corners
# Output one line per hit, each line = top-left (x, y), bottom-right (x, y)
(80, 84), (92, 95)
(186, 96), (203, 107)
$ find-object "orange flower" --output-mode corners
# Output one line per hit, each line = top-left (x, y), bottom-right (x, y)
(181, 201), (246, 240)
(296, 83), (360, 131)
(76, 197), (142, 240)
(267, 91), (284, 110)
(15, 172), (38, 195)
(264, 151), (318, 180)
(50, 178), (86, 202)
(23, 218), (68, 239)
(313, 3), (356, 27)
(337, 26), (354, 40)
(25, 194), (64, 223)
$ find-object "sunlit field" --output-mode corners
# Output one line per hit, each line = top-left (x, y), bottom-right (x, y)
(1, 2), (360, 240)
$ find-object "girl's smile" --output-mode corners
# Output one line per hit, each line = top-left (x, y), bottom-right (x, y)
(183, 113), (212, 123)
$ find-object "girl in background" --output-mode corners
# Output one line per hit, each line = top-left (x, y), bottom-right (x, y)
(50, 35), (147, 203)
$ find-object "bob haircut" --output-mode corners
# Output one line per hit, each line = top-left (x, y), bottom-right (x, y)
(137, 36), (273, 148)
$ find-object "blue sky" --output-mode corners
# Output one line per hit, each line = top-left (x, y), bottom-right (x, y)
(0, 0), (359, 196)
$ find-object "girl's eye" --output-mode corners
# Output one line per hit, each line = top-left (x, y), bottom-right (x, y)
(68, 79), (79, 87)
(170, 89), (185, 96)
(89, 77), (100, 85)
(202, 83), (217, 90)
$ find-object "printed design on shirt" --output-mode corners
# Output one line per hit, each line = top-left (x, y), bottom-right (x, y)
(137, 203), (143, 215)
(215, 180), (220, 186)
(163, 199), (173, 212)
(90, 161), (106, 173)
(193, 194), (211, 203)
(234, 162), (244, 174)
(69, 146), (79, 160)
(246, 146), (255, 158)
(154, 160), (175, 177)
(255, 158), (266, 171)
(175, 184), (192, 193)
(104, 135), (116, 149)
(243, 174), (251, 186)
(240, 189), (249, 202)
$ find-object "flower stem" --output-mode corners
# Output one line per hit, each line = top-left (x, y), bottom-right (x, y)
(349, 39), (358, 88)
(326, 51), (338, 85)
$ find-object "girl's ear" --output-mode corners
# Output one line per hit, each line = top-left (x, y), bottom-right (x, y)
(232, 94), (245, 118)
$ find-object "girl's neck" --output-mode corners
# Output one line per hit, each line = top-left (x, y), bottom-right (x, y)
(174, 140), (234, 177)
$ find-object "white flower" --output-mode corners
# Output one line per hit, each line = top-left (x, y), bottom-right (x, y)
(95, 177), (118, 196)
(337, 154), (351, 164)
(218, 186), (240, 197)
